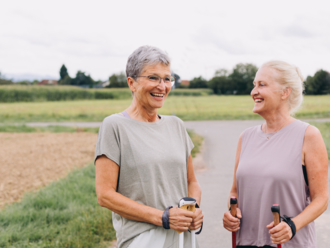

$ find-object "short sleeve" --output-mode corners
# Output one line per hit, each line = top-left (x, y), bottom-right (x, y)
(184, 129), (194, 159)
(175, 117), (194, 159)
(94, 116), (121, 166)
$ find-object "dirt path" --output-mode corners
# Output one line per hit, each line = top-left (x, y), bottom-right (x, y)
(0, 132), (97, 208)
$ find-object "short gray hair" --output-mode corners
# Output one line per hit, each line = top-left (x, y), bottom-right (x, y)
(126, 45), (171, 79)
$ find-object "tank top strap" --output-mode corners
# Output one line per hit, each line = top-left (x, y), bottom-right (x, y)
(121, 110), (131, 118)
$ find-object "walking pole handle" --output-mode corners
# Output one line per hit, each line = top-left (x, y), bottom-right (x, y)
(271, 204), (282, 248)
(230, 196), (238, 248)
(271, 204), (281, 226)
(230, 196), (237, 217)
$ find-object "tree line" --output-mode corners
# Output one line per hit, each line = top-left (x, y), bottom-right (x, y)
(183, 63), (330, 95)
(58, 64), (129, 88)
(58, 65), (181, 89)
(1, 64), (330, 95)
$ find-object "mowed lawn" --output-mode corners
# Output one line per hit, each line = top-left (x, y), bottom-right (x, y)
(1, 95), (330, 123)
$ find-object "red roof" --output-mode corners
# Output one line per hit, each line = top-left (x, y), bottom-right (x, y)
(38, 80), (58, 85)
(181, 80), (190, 86)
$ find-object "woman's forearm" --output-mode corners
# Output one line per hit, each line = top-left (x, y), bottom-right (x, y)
(98, 189), (163, 227)
(188, 181), (202, 206)
(293, 195), (328, 232)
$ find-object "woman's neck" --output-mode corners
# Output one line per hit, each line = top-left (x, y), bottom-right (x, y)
(126, 100), (159, 123)
(262, 112), (294, 133)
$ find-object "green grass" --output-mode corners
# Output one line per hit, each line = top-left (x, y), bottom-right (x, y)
(188, 130), (204, 158)
(0, 164), (116, 248)
(1, 95), (330, 123)
(312, 122), (330, 158)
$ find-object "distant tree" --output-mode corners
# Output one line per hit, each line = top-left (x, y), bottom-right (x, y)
(59, 64), (69, 80)
(214, 68), (229, 77)
(0, 72), (13, 85)
(107, 72), (128, 88)
(173, 73), (181, 88)
(71, 71), (94, 87)
(304, 69), (330, 95)
(59, 75), (72, 85)
(208, 76), (233, 94)
(189, 76), (208, 88)
(229, 63), (258, 94)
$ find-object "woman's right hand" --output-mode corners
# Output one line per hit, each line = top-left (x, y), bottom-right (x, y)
(169, 207), (194, 232)
(223, 208), (242, 232)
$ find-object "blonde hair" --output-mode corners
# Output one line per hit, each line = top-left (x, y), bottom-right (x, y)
(262, 60), (304, 115)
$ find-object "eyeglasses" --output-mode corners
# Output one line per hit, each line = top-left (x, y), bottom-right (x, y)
(134, 75), (175, 86)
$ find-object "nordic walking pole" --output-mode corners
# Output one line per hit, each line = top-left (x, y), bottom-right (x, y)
(271, 204), (282, 248)
(178, 197), (197, 248)
(230, 196), (238, 248)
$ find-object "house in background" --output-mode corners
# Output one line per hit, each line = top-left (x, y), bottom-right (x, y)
(38, 80), (58, 85)
(180, 80), (190, 86)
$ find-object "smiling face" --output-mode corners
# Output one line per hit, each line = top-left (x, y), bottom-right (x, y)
(131, 63), (172, 111)
(251, 66), (287, 116)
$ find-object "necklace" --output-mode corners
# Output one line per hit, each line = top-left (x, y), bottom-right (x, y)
(263, 118), (291, 141)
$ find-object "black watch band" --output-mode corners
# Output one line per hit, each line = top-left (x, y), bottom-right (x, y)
(162, 206), (173, 229)
(281, 215), (296, 240)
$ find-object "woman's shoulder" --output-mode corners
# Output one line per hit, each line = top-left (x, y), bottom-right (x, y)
(162, 115), (185, 127)
(242, 125), (260, 136)
(101, 114), (125, 128)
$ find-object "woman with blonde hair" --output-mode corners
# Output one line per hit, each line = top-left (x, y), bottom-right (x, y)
(223, 60), (328, 247)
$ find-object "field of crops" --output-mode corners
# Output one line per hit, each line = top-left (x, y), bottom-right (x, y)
(1, 95), (330, 123)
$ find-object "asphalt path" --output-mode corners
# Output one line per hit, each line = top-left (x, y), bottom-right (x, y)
(26, 120), (330, 247)
(184, 120), (330, 248)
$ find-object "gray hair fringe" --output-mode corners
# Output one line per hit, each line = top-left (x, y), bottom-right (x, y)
(126, 45), (171, 79)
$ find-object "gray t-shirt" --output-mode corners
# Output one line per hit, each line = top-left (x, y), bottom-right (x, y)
(95, 114), (194, 248)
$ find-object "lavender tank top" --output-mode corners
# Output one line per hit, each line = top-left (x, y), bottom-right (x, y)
(236, 120), (316, 248)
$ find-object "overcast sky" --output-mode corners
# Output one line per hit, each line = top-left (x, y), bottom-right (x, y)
(1, 0), (330, 81)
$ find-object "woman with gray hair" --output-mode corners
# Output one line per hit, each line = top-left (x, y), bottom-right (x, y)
(95, 45), (203, 248)
(223, 61), (328, 247)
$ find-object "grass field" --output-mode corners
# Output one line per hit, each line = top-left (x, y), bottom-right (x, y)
(0, 164), (116, 248)
(313, 122), (330, 158)
(1, 95), (330, 123)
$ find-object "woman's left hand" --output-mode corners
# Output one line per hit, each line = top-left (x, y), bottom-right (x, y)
(267, 221), (292, 244)
(190, 208), (203, 230)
